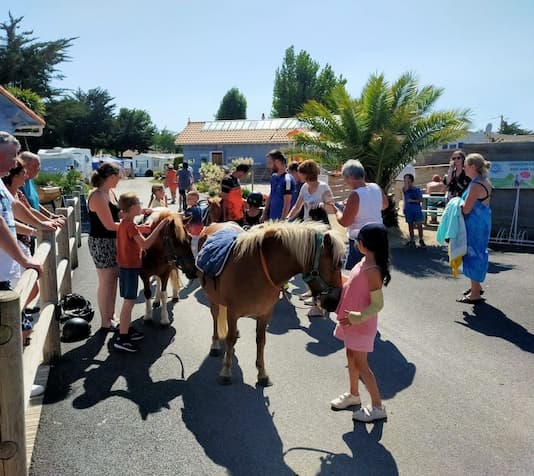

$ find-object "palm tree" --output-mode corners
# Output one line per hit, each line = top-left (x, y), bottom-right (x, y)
(295, 72), (471, 192)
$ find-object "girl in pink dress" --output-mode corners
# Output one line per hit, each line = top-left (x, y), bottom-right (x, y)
(330, 223), (391, 422)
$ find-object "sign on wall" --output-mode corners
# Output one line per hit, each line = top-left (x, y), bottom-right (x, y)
(489, 161), (534, 189)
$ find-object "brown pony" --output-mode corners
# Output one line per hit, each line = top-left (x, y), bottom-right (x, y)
(198, 220), (345, 386)
(141, 208), (197, 325)
(204, 196), (223, 225)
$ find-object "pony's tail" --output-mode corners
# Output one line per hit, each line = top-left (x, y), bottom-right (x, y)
(217, 305), (228, 339)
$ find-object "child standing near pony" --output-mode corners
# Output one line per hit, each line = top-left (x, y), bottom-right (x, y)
(114, 192), (169, 352)
(184, 190), (203, 257)
(148, 184), (168, 208)
(330, 223), (391, 422)
(403, 173), (426, 248)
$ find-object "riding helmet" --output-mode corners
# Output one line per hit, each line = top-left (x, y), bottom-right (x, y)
(61, 317), (91, 342)
(247, 192), (264, 208)
(60, 293), (94, 323)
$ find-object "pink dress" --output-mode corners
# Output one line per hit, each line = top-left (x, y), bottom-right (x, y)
(334, 260), (378, 352)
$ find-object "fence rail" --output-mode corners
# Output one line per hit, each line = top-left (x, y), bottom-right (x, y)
(0, 194), (82, 476)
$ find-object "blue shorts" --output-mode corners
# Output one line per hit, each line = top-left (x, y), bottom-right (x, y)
(119, 268), (140, 300)
(405, 209), (423, 224)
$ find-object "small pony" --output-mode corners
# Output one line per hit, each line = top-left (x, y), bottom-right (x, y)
(197, 220), (345, 386)
(141, 208), (197, 325)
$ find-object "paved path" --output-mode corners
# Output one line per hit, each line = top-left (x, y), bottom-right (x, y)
(29, 178), (534, 475)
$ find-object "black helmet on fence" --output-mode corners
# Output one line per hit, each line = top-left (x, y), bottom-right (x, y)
(59, 293), (94, 323)
(61, 317), (91, 342)
(247, 192), (264, 208)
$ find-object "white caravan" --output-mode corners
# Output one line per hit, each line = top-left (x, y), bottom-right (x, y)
(38, 147), (93, 178)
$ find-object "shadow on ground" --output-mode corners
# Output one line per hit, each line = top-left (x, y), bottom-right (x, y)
(285, 421), (397, 475)
(45, 319), (185, 419)
(456, 302), (534, 353)
(390, 246), (450, 277)
(369, 332), (416, 399)
(181, 355), (296, 476)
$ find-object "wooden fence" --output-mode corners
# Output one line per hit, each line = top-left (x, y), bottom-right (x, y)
(0, 195), (82, 476)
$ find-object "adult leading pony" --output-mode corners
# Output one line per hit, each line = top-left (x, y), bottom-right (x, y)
(141, 208), (197, 325)
(198, 221), (345, 386)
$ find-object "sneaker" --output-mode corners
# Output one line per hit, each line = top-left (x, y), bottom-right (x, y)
(419, 240), (426, 248)
(299, 290), (312, 300)
(303, 297), (316, 306)
(30, 384), (45, 398)
(331, 392), (361, 410)
(113, 337), (139, 353)
(128, 327), (145, 341)
(352, 405), (387, 422)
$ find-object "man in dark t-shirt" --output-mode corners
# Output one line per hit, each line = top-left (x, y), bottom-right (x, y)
(261, 150), (295, 221)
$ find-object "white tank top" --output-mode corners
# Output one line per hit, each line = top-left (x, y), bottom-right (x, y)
(347, 183), (383, 240)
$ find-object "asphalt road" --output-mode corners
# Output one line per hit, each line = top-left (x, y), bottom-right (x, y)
(29, 178), (534, 475)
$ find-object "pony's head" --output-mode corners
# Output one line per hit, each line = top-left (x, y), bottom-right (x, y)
(151, 209), (197, 279)
(302, 228), (344, 312)
(204, 196), (223, 225)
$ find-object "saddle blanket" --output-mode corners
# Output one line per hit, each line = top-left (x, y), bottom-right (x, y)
(196, 228), (240, 278)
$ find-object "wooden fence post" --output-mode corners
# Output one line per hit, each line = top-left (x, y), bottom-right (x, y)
(65, 199), (78, 270)
(38, 230), (60, 364)
(56, 208), (73, 296)
(0, 291), (27, 476)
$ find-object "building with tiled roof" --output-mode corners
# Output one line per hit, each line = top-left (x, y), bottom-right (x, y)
(175, 118), (309, 177)
(0, 85), (45, 136)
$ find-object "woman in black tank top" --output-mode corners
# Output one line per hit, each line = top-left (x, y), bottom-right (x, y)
(87, 163), (121, 330)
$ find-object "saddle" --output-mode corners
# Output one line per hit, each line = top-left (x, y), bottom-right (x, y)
(196, 228), (240, 278)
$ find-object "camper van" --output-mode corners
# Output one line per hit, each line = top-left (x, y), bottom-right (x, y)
(132, 153), (182, 177)
(38, 148), (93, 178)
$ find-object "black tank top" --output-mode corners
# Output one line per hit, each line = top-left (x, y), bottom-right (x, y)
(88, 192), (120, 238)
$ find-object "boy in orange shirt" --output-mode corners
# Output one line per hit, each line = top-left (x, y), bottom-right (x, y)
(114, 193), (169, 352)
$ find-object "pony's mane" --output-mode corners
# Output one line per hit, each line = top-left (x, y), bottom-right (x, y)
(234, 221), (345, 267)
(148, 208), (186, 240)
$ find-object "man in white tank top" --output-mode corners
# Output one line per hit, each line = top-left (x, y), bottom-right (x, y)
(325, 160), (388, 270)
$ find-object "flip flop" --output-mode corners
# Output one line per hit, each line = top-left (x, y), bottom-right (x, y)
(456, 296), (484, 304)
(463, 288), (485, 296)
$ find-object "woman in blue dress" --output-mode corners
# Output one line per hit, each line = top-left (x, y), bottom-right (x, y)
(457, 153), (492, 304)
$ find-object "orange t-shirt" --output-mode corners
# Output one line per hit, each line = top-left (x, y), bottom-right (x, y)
(166, 169), (177, 189)
(117, 220), (143, 268)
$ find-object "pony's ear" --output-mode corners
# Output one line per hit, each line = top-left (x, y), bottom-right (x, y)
(182, 215), (192, 225)
(323, 232), (332, 248)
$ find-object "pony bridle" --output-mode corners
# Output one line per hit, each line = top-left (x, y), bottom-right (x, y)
(302, 233), (338, 297)
(162, 222), (195, 269)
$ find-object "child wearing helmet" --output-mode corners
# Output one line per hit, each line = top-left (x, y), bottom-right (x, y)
(244, 192), (263, 228)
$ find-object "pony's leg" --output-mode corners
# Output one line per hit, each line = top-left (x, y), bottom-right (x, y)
(219, 311), (238, 385)
(159, 273), (171, 326)
(209, 303), (222, 357)
(256, 314), (273, 387)
(153, 276), (162, 308)
(170, 267), (181, 302)
(142, 273), (153, 322)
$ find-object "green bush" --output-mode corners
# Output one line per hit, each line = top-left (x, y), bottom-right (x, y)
(34, 170), (88, 195)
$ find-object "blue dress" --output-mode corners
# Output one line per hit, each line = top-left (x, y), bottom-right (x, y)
(461, 178), (491, 282)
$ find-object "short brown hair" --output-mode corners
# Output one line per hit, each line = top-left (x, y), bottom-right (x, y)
(118, 192), (140, 212)
(266, 149), (286, 165)
(297, 159), (320, 181)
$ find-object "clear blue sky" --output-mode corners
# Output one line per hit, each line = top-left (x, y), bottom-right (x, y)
(5, 0), (534, 134)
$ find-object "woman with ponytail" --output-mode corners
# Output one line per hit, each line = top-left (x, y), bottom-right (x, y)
(330, 222), (391, 423)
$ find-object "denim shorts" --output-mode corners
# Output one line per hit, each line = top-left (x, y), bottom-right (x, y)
(119, 268), (140, 300)
(405, 209), (424, 224)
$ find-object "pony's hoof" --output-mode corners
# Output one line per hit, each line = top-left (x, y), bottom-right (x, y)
(218, 375), (232, 385)
(152, 302), (161, 309)
(209, 348), (221, 357)
(171, 297), (179, 303)
(257, 377), (273, 387)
